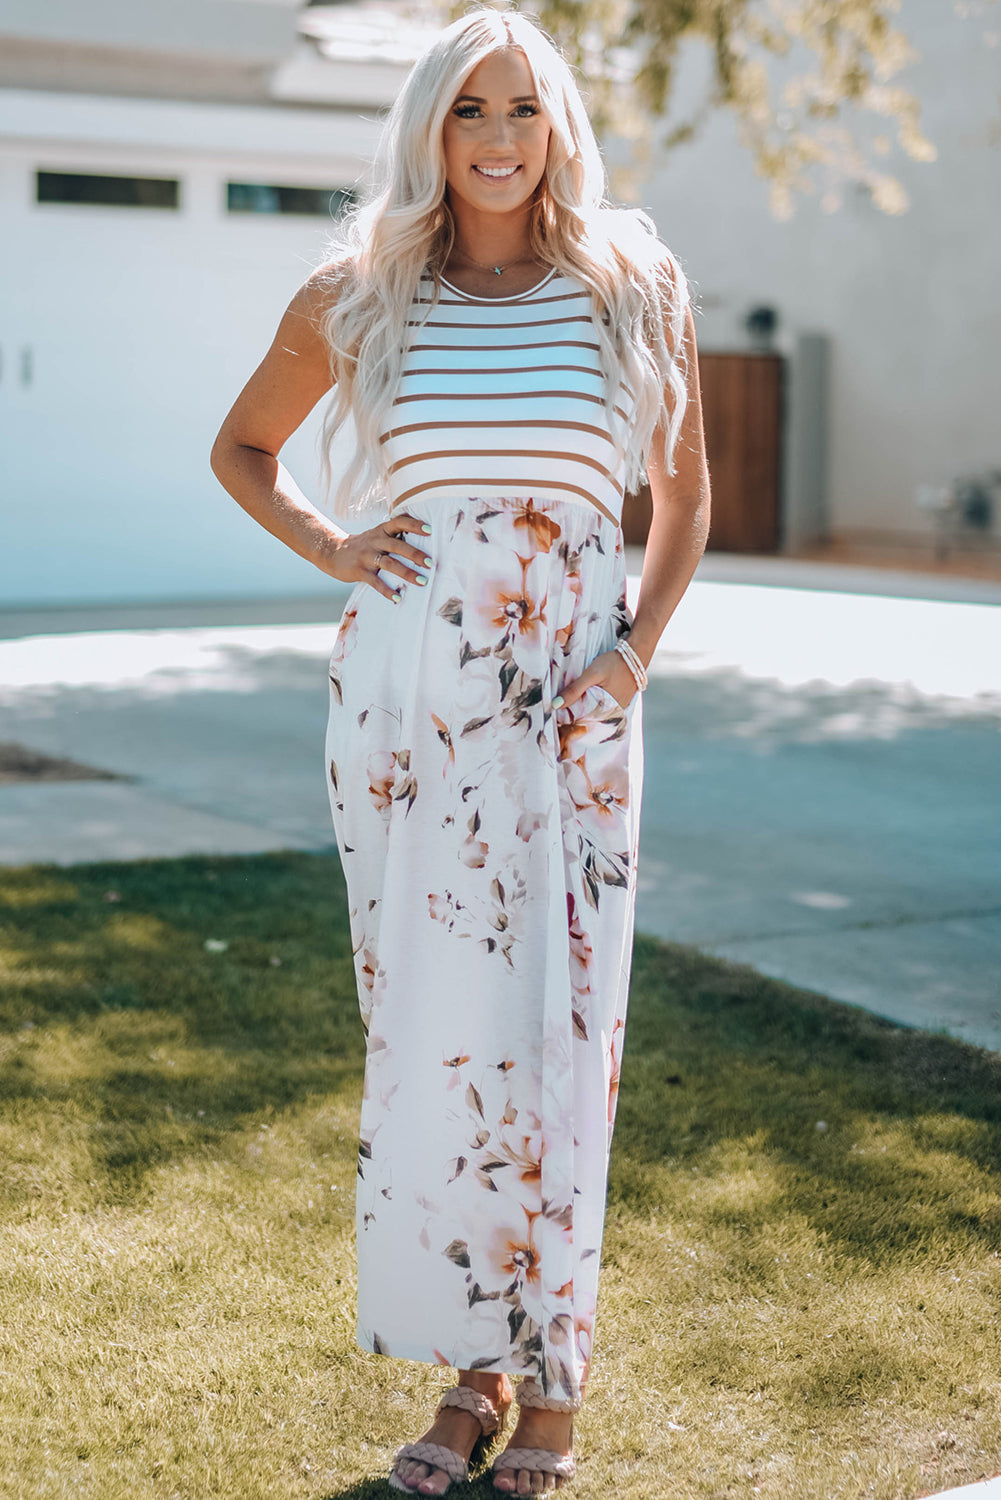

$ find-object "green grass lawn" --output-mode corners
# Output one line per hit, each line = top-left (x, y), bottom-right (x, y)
(1, 850), (999, 1500)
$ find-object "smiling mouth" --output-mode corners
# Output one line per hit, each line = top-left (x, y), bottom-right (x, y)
(473, 164), (522, 180)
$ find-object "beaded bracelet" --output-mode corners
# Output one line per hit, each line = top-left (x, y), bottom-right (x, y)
(614, 636), (648, 692)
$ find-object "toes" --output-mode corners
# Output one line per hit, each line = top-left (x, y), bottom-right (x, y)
(417, 1473), (450, 1497)
(496, 1464), (563, 1497)
(398, 1460), (428, 1490)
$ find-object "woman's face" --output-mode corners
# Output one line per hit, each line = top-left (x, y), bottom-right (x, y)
(442, 48), (552, 221)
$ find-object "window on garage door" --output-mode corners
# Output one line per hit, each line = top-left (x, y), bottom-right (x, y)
(225, 183), (357, 217)
(36, 171), (180, 208)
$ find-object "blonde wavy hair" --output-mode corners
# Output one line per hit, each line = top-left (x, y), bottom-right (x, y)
(316, 5), (689, 519)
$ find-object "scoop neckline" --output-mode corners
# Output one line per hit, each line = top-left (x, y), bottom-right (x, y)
(435, 265), (559, 303)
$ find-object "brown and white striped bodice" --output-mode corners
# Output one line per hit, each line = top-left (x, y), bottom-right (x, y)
(380, 266), (634, 525)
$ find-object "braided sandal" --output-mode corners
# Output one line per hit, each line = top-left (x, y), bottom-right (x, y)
(491, 1378), (579, 1490)
(389, 1383), (510, 1493)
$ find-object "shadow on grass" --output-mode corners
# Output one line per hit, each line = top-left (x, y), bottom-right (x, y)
(614, 932), (1001, 1269)
(317, 1483), (399, 1500)
(0, 851), (364, 1204)
(1, 848), (999, 1251)
(316, 1472), (518, 1498)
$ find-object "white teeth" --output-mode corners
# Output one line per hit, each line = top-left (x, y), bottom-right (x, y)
(475, 165), (519, 178)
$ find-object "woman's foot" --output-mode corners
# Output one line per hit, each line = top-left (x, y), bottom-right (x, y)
(393, 1371), (513, 1495)
(492, 1407), (575, 1494)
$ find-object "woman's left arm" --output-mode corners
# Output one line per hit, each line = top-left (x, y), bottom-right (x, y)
(620, 300), (711, 674)
(558, 298), (711, 710)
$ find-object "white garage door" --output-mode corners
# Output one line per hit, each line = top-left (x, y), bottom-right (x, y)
(0, 143), (359, 607)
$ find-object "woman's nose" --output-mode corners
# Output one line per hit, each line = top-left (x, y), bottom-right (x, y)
(488, 113), (514, 148)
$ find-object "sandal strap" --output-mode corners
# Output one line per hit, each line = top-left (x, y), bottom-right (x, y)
(517, 1377), (583, 1413)
(392, 1440), (469, 1482)
(493, 1446), (577, 1479)
(437, 1383), (502, 1434)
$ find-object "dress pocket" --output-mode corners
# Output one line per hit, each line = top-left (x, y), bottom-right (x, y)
(555, 685), (634, 877)
(555, 683), (634, 769)
(587, 682), (635, 717)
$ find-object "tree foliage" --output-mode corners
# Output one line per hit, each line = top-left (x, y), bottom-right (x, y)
(448, 0), (950, 214)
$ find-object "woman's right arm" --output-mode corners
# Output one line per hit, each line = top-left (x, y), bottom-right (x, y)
(209, 268), (429, 602)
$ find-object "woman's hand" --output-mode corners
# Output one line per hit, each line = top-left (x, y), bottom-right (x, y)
(210, 272), (435, 603)
(321, 514), (432, 603)
(556, 648), (638, 711)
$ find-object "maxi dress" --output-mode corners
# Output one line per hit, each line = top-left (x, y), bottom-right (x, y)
(324, 265), (645, 1406)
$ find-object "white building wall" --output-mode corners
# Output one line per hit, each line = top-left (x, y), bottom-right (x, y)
(0, 91), (375, 606)
(638, 0), (1001, 547)
(0, 0), (299, 63)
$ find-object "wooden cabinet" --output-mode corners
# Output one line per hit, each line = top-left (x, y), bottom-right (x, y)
(622, 351), (784, 553)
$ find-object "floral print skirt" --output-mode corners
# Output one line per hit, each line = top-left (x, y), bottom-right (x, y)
(324, 494), (643, 1404)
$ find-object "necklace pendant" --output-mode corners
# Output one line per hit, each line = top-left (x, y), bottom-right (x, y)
(493, 265), (502, 275)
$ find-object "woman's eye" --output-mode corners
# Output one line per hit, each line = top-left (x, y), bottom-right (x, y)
(451, 103), (540, 120)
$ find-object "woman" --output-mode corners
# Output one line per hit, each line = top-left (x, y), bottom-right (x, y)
(210, 7), (709, 1494)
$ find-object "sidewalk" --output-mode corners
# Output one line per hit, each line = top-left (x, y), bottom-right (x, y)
(922, 1481), (1001, 1500)
(2, 551), (1000, 1056)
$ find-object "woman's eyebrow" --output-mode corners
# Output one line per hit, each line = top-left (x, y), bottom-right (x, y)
(453, 94), (540, 104)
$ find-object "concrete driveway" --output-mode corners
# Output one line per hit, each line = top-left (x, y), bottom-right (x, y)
(2, 551), (999, 1054)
